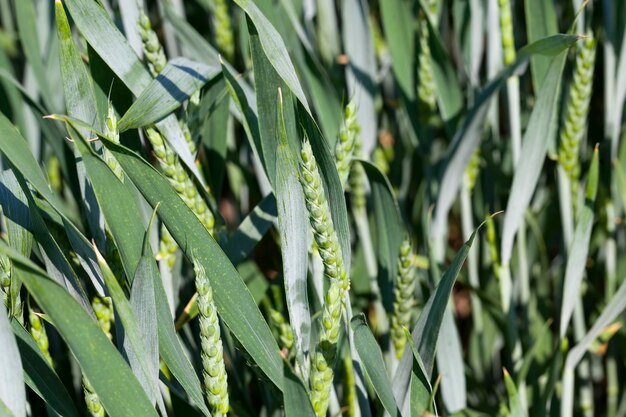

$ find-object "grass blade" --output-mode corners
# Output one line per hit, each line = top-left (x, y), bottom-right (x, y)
(14, 0), (55, 111)
(342, 0), (378, 155)
(276, 92), (311, 375)
(500, 47), (570, 265)
(504, 369), (526, 417)
(11, 321), (79, 417)
(380, 0), (414, 99)
(524, 0), (558, 90)
(118, 58), (220, 131)
(0, 244), (159, 417)
(360, 160), (405, 314)
(432, 34), (579, 243)
(0, 304), (25, 417)
(283, 363), (316, 417)
(562, 275), (626, 417)
(233, 0), (310, 112)
(559, 147), (599, 337)
(351, 314), (402, 417)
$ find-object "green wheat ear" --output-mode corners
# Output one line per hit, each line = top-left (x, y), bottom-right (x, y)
(299, 139), (349, 417)
(464, 148), (481, 191)
(212, 0), (235, 63)
(193, 259), (229, 417)
(83, 296), (114, 417)
(417, 13), (437, 114)
(156, 225), (177, 269)
(348, 132), (367, 211)
(498, 0), (516, 66)
(335, 102), (359, 188)
(137, 10), (166, 77)
(267, 304), (294, 352)
(0, 253), (10, 308)
(145, 128), (215, 236)
(101, 101), (124, 182)
(391, 236), (417, 359)
(29, 309), (53, 366)
(558, 33), (596, 209)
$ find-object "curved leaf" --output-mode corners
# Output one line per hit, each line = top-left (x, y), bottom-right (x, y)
(500, 48), (570, 265)
(276, 94), (310, 375)
(0, 305), (25, 417)
(351, 315), (402, 417)
(559, 147), (599, 337)
(360, 160), (405, 313)
(11, 321), (79, 417)
(0, 244), (159, 417)
(232, 0), (310, 112)
(119, 58), (220, 130)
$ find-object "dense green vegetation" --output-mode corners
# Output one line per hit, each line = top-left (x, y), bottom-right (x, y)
(0, 0), (625, 416)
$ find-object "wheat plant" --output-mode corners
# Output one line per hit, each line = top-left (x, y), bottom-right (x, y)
(0, 1), (625, 417)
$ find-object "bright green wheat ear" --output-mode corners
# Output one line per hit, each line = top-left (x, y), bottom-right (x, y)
(193, 259), (229, 417)
(391, 236), (417, 359)
(299, 139), (350, 417)
(137, 10), (166, 77)
(146, 128), (215, 235)
(29, 309), (53, 366)
(101, 102), (124, 182)
(335, 101), (359, 188)
(559, 33), (596, 208)
(212, 0), (235, 63)
(83, 296), (114, 417)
